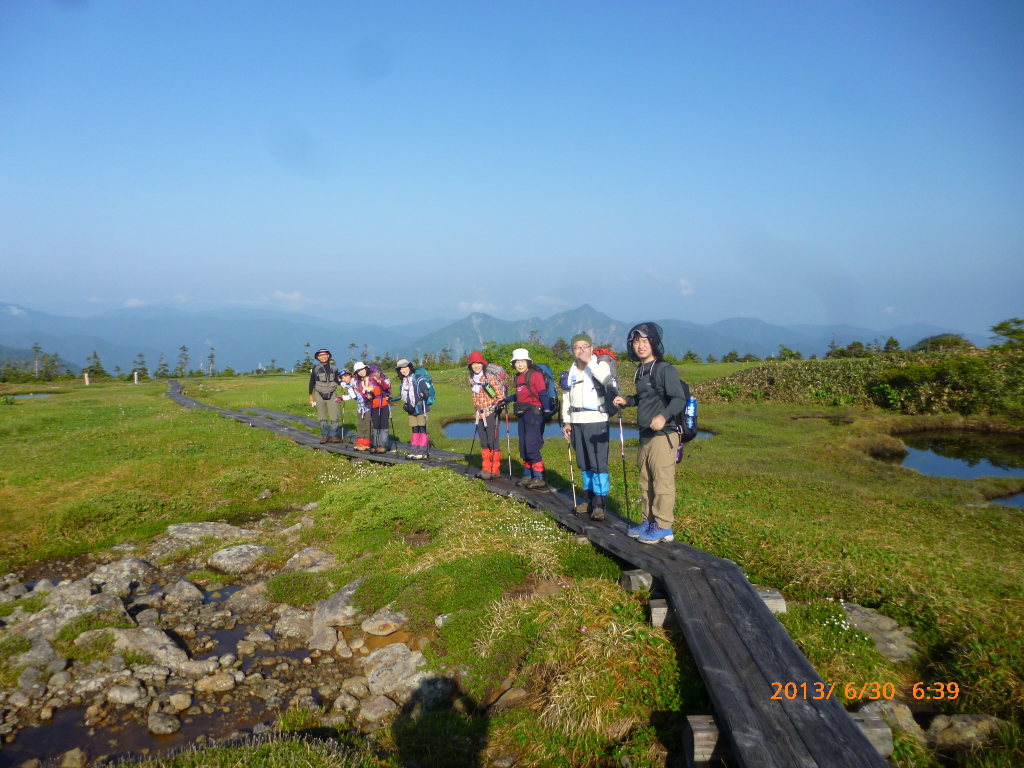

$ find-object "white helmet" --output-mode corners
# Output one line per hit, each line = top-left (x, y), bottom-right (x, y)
(510, 348), (532, 364)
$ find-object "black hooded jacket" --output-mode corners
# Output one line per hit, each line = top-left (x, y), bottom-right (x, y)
(623, 322), (689, 436)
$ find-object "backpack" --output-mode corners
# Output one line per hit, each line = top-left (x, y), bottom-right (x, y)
(525, 364), (560, 423)
(643, 359), (699, 450)
(366, 364), (391, 396)
(592, 348), (620, 413)
(413, 367), (436, 407)
(485, 362), (507, 391)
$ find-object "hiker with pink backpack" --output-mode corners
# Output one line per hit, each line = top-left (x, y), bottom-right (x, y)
(466, 350), (506, 479)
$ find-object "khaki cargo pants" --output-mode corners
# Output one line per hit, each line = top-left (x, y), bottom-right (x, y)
(314, 391), (340, 438)
(637, 431), (679, 530)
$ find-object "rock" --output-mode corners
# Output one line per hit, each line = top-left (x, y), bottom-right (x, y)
(148, 712), (181, 735)
(196, 673), (236, 694)
(169, 693), (192, 711)
(72, 670), (132, 696)
(299, 502), (318, 512)
(236, 641), (256, 656)
(265, 695), (284, 709)
(491, 687), (528, 710)
(42, 580), (93, 607)
(334, 638), (352, 659)
(332, 692), (359, 712)
(74, 626), (218, 679)
(219, 653), (236, 667)
(47, 671), (72, 691)
(850, 712), (894, 758)
(282, 548), (338, 573)
(19, 759), (41, 768)
(434, 614), (452, 629)
(362, 605), (409, 636)
(14, 638), (61, 671)
(8, 583), (28, 598)
(927, 714), (1008, 750)
(107, 683), (146, 706)
(164, 580), (204, 608)
(224, 582), (270, 616)
(842, 603), (918, 662)
(259, 489), (272, 500)
(165, 522), (256, 543)
(87, 557), (156, 588)
(133, 665), (170, 681)
(17, 666), (43, 691)
(343, 678), (370, 698)
(31, 579), (54, 594)
(752, 585), (787, 614)
(359, 694), (398, 723)
(274, 607), (313, 641)
(860, 700), (927, 746)
(619, 570), (654, 593)
(130, 592), (164, 610)
(59, 748), (89, 768)
(311, 578), (364, 633)
(8, 690), (31, 708)
(308, 627), (338, 652)
(246, 628), (272, 643)
(208, 544), (273, 575)
(491, 756), (516, 768)
(136, 608), (160, 626)
(365, 643), (437, 704)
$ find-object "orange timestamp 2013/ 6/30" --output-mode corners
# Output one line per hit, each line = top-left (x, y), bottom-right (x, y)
(771, 682), (960, 701)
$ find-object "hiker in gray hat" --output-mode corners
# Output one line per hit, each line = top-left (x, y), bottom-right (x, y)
(308, 348), (342, 443)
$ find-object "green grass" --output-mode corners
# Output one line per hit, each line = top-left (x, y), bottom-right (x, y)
(53, 611), (134, 662)
(0, 635), (32, 687)
(134, 736), (371, 768)
(2, 373), (1023, 766)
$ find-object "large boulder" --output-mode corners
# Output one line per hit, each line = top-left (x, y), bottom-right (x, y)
(164, 579), (204, 608)
(165, 522), (256, 543)
(224, 581), (270, 616)
(87, 557), (156, 589)
(273, 607), (313, 641)
(307, 578), (364, 651)
(282, 548), (338, 573)
(928, 714), (1008, 750)
(358, 694), (398, 723)
(208, 544), (273, 575)
(362, 605), (408, 636)
(74, 626), (218, 679)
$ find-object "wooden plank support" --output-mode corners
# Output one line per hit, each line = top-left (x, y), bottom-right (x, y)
(164, 381), (890, 768)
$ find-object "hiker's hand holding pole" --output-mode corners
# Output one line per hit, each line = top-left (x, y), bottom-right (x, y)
(309, 394), (315, 407)
(562, 424), (571, 441)
(612, 396), (627, 408)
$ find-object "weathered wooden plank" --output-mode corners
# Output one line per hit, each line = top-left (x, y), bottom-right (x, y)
(707, 571), (890, 768)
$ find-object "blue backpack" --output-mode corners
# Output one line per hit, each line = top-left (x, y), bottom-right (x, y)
(414, 367), (436, 407)
(528, 363), (560, 423)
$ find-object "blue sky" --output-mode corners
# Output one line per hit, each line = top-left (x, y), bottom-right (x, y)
(1, 0), (1021, 332)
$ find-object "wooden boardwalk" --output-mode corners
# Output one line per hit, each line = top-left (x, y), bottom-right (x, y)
(166, 381), (888, 768)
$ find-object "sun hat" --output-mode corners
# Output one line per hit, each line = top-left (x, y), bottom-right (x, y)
(570, 333), (593, 348)
(395, 358), (412, 372)
(315, 348), (331, 358)
(352, 361), (367, 372)
(510, 348), (532, 364)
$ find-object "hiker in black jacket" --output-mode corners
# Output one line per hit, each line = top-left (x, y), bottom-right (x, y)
(308, 349), (342, 444)
(612, 322), (688, 544)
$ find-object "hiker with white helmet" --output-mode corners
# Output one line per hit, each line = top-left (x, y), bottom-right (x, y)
(308, 348), (343, 444)
(351, 362), (391, 453)
(499, 348), (550, 489)
(561, 333), (618, 520)
(396, 358), (431, 460)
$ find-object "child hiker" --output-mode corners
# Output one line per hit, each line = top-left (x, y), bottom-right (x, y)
(396, 358), (430, 460)
(308, 348), (343, 444)
(467, 350), (505, 479)
(352, 362), (392, 453)
(499, 348), (549, 489)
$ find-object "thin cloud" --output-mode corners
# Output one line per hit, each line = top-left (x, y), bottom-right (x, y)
(5, 305), (26, 316)
(678, 279), (695, 296)
(882, 306), (894, 314)
(124, 298), (145, 307)
(273, 290), (316, 310)
(458, 301), (497, 313)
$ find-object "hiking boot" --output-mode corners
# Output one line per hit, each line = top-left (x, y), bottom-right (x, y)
(355, 445), (368, 452)
(478, 469), (493, 480)
(319, 437), (329, 444)
(638, 526), (675, 545)
(526, 477), (547, 490)
(589, 507), (605, 521)
(329, 437), (341, 443)
(627, 520), (652, 539)
(574, 503), (589, 515)
(516, 476), (531, 487)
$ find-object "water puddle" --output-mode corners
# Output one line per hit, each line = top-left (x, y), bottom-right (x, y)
(12, 393), (52, 399)
(443, 420), (713, 442)
(993, 492), (1024, 509)
(894, 431), (1024, 481)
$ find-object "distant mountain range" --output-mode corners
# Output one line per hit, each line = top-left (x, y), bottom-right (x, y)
(0, 302), (988, 373)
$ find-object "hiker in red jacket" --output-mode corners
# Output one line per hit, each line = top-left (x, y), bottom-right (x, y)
(500, 348), (550, 489)
(467, 351), (505, 479)
(352, 362), (391, 453)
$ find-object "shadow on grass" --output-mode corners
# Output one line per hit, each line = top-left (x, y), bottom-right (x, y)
(389, 681), (489, 768)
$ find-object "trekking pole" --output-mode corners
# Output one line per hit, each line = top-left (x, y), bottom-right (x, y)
(468, 411), (479, 474)
(424, 411), (430, 460)
(341, 400), (346, 443)
(505, 409), (512, 477)
(563, 415), (578, 510)
(618, 413), (630, 519)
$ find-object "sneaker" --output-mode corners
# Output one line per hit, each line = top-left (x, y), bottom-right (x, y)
(526, 478), (547, 490)
(627, 520), (652, 539)
(354, 445), (368, 452)
(589, 507), (605, 521)
(516, 477), (531, 487)
(478, 470), (493, 480)
(638, 526), (674, 545)
(329, 437), (341, 443)
(319, 437), (329, 444)
(574, 503), (590, 515)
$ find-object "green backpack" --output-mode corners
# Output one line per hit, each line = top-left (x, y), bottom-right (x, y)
(414, 367), (436, 407)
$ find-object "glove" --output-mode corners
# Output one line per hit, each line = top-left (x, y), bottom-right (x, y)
(403, 402), (416, 415)
(492, 401), (505, 417)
